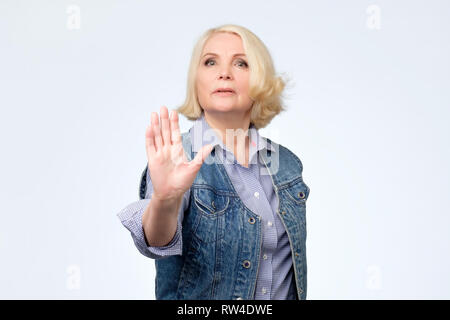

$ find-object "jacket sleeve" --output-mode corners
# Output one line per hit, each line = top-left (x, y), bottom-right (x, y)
(117, 165), (189, 259)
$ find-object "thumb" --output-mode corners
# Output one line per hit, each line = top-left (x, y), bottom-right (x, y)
(191, 144), (214, 167)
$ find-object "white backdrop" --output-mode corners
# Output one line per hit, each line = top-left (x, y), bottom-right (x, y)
(0, 0), (449, 299)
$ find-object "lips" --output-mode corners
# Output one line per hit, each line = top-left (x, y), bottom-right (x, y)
(213, 88), (236, 93)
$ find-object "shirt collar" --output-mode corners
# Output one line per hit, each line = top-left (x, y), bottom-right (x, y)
(190, 112), (276, 164)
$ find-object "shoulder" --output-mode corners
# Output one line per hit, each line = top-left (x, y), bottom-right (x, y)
(261, 136), (305, 174)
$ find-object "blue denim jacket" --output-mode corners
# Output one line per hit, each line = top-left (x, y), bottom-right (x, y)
(139, 131), (310, 300)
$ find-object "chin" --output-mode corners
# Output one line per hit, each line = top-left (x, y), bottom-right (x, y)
(205, 103), (238, 113)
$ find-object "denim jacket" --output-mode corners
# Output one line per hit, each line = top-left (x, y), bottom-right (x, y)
(139, 131), (310, 300)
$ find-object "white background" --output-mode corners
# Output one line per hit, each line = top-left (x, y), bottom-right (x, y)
(0, 0), (449, 299)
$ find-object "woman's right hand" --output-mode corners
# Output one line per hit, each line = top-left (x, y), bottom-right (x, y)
(145, 106), (213, 202)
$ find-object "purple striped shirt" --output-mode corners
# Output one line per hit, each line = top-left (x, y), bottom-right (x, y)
(117, 113), (297, 300)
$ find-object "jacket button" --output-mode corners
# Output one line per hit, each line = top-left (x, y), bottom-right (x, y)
(299, 288), (303, 294)
(242, 260), (251, 268)
(248, 217), (256, 224)
(281, 210), (286, 215)
(211, 201), (215, 209)
(298, 191), (305, 199)
(295, 252), (300, 257)
(236, 297), (243, 300)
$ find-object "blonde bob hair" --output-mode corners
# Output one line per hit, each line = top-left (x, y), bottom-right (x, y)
(176, 24), (290, 129)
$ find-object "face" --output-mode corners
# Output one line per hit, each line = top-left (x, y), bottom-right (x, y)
(196, 32), (253, 116)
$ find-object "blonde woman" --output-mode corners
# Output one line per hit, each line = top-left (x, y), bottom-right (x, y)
(117, 24), (310, 300)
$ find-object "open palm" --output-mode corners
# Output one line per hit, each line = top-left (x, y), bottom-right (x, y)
(145, 106), (213, 201)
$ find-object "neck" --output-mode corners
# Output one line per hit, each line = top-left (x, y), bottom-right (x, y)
(203, 110), (251, 167)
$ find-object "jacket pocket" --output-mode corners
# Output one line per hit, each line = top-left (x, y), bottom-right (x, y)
(191, 187), (230, 243)
(193, 187), (230, 216)
(284, 179), (310, 205)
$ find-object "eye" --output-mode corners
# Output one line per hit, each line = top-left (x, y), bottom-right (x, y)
(204, 58), (215, 66)
(236, 59), (248, 68)
(204, 58), (248, 68)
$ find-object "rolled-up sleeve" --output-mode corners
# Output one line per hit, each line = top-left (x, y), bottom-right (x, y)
(117, 198), (185, 259)
(117, 165), (189, 259)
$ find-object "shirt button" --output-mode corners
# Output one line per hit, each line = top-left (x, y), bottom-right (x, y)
(263, 254), (268, 260)
(267, 221), (273, 227)
(262, 287), (267, 294)
(254, 191), (259, 198)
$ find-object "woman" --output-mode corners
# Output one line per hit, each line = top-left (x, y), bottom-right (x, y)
(117, 24), (310, 300)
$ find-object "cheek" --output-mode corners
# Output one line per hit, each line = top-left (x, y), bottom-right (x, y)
(237, 79), (250, 96)
(196, 77), (208, 97)
(197, 84), (209, 101)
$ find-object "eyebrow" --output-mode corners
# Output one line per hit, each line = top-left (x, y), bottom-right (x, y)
(202, 53), (247, 58)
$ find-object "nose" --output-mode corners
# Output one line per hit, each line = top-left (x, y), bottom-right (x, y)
(217, 68), (232, 80)
(218, 73), (232, 80)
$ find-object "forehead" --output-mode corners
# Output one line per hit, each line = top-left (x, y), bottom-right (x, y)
(202, 32), (244, 55)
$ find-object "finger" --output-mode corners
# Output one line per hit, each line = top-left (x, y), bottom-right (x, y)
(191, 144), (213, 167)
(160, 106), (171, 146)
(152, 112), (163, 151)
(170, 109), (182, 144)
(145, 124), (156, 155)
